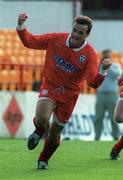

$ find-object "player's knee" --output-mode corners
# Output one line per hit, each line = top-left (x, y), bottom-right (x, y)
(35, 114), (49, 127)
(35, 118), (44, 127)
(35, 117), (47, 127)
(114, 115), (123, 123)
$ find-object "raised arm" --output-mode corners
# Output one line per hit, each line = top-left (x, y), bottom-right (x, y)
(86, 52), (112, 89)
(17, 13), (49, 50)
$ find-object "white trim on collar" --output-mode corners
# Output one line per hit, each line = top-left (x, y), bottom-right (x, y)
(66, 34), (87, 51)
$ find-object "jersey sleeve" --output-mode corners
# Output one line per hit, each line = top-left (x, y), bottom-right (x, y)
(85, 49), (105, 89)
(17, 28), (53, 50)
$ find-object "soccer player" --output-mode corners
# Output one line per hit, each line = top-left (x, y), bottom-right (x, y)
(17, 13), (112, 170)
(110, 73), (123, 160)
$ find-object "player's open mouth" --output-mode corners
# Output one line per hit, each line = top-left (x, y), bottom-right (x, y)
(72, 36), (79, 41)
(71, 37), (80, 44)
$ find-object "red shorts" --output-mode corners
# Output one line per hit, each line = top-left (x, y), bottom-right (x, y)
(38, 80), (79, 125)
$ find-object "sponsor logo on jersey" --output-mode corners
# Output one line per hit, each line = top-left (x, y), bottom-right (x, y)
(79, 55), (86, 62)
(55, 55), (79, 73)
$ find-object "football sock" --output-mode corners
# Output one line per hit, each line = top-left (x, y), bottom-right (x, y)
(38, 135), (60, 162)
(33, 118), (46, 137)
(113, 136), (123, 153)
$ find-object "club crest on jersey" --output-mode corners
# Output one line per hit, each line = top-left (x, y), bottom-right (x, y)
(79, 55), (86, 62)
(42, 89), (48, 95)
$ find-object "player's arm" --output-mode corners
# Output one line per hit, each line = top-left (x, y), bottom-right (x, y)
(85, 51), (112, 88)
(17, 13), (49, 50)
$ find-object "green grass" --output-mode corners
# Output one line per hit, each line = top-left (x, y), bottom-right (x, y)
(0, 139), (123, 180)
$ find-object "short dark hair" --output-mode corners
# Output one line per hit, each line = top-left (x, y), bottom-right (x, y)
(74, 15), (93, 34)
(101, 49), (112, 59)
(102, 49), (111, 54)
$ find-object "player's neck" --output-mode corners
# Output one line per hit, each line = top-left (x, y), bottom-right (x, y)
(69, 39), (85, 49)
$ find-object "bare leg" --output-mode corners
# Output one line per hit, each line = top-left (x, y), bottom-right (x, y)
(27, 98), (56, 150)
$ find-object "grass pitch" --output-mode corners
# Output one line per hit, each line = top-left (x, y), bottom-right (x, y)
(0, 139), (123, 180)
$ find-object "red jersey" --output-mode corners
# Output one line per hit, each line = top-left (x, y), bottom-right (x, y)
(17, 28), (105, 93)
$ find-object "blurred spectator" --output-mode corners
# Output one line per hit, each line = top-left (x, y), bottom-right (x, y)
(94, 49), (122, 140)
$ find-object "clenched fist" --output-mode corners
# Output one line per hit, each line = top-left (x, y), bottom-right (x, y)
(18, 13), (28, 25)
(101, 58), (112, 70)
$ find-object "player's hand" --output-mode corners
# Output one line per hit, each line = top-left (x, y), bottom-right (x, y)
(101, 58), (112, 70)
(118, 74), (123, 86)
(18, 13), (28, 25)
